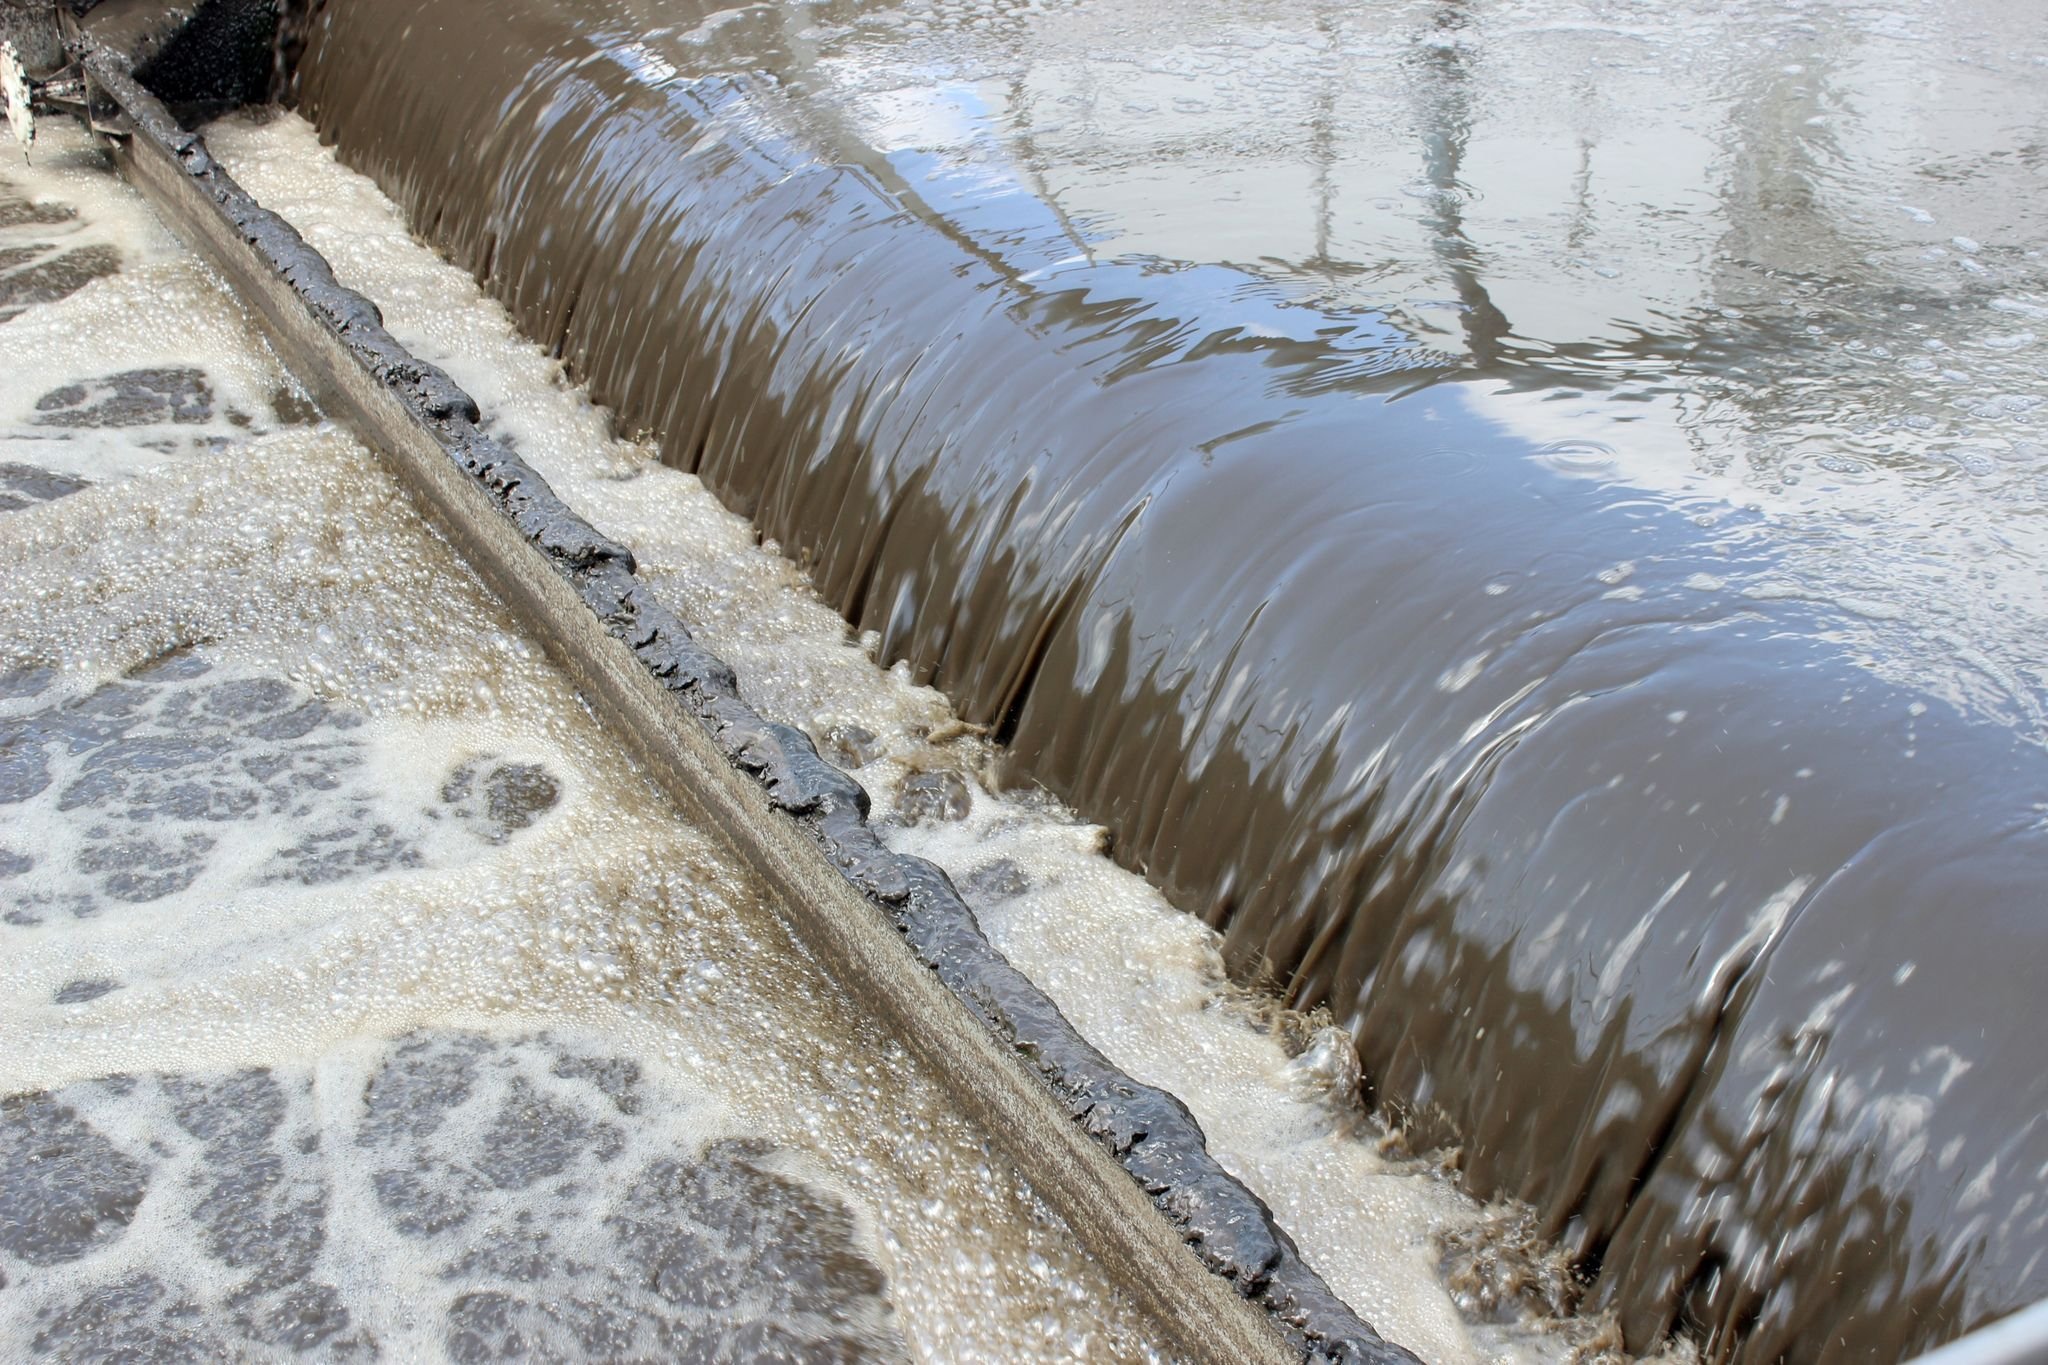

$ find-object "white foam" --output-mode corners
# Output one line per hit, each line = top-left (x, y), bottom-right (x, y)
(0, 128), (1169, 1363)
(1, 1028), (918, 1358)
(1, 122), (295, 485)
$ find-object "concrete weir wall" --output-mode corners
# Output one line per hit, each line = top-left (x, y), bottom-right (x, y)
(66, 22), (1422, 1364)
(153, 0), (2048, 1359)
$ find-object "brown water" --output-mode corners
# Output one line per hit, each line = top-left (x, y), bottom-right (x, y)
(290, 1), (2048, 1359)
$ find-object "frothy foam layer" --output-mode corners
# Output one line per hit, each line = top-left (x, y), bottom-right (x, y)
(1, 652), (567, 932)
(1, 125), (299, 488)
(1, 1028), (904, 1360)
(0, 125), (1170, 1362)
(202, 109), (1650, 1365)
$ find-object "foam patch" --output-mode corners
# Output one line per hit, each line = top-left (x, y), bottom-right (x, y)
(0, 1029), (905, 1360)
(1, 122), (1167, 1363)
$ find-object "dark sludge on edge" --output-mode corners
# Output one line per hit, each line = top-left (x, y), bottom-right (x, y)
(281, 2), (2048, 1360)
(70, 32), (1411, 1365)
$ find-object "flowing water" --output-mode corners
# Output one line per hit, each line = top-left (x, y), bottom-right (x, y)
(281, 1), (2048, 1360)
(0, 104), (1636, 1365)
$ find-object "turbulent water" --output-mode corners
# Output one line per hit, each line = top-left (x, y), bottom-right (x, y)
(284, 1), (2048, 1361)
(0, 109), (1635, 1364)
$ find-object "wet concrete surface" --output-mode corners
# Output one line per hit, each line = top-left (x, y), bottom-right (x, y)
(291, 1), (2048, 1359)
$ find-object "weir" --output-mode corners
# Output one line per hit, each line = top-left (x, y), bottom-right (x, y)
(282, 1), (2048, 1360)
(4, 0), (2046, 1361)
(55, 31), (1404, 1364)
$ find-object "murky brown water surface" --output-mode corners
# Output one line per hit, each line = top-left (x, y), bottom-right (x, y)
(291, 1), (2048, 1360)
